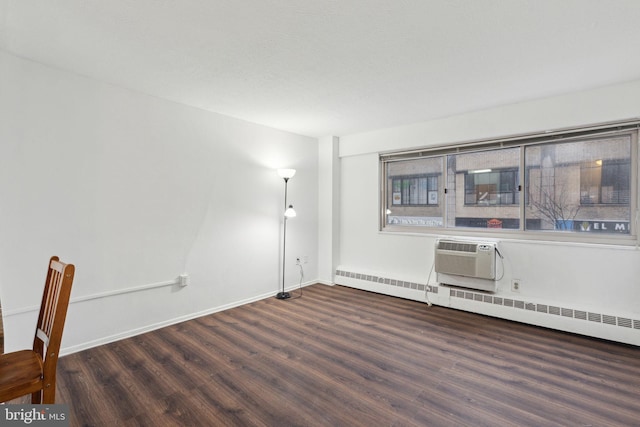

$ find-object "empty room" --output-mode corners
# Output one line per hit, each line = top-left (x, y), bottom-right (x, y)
(1, 1), (640, 426)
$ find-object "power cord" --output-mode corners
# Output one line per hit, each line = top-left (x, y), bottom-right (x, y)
(288, 263), (304, 299)
(424, 261), (434, 307)
(495, 246), (505, 281)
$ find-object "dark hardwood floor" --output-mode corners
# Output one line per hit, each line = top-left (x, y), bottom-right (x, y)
(47, 284), (640, 425)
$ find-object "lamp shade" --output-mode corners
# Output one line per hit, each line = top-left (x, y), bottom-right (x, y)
(277, 168), (296, 179)
(284, 205), (297, 218)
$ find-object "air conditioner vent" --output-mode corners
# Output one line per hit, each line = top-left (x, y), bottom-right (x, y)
(437, 241), (478, 253)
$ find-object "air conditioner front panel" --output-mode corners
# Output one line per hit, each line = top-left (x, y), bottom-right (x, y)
(434, 252), (479, 278)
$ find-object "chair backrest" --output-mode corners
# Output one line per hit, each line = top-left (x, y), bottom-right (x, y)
(33, 256), (75, 373)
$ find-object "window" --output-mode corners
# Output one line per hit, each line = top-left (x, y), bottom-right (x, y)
(380, 123), (637, 241)
(386, 157), (443, 227)
(580, 159), (630, 205)
(525, 135), (632, 233)
(464, 169), (519, 206)
(447, 148), (520, 229)
(392, 176), (438, 206)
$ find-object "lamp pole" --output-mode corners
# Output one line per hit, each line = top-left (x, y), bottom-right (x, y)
(277, 176), (291, 299)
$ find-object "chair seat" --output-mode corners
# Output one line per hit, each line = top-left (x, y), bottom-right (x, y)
(0, 350), (44, 401)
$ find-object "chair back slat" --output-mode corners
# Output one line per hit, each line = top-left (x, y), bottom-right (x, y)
(36, 328), (50, 347)
(33, 256), (75, 364)
(49, 260), (65, 273)
(40, 268), (62, 338)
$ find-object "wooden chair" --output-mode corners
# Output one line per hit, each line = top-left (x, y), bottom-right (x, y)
(0, 256), (75, 404)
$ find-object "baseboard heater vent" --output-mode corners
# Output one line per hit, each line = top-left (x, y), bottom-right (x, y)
(334, 270), (438, 294)
(335, 268), (640, 339)
(434, 239), (497, 292)
(449, 288), (640, 331)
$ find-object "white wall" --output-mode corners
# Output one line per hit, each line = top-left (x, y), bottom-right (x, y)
(317, 136), (340, 284)
(337, 80), (640, 345)
(0, 51), (319, 354)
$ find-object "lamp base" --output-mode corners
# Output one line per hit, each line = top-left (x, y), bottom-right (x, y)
(276, 291), (291, 300)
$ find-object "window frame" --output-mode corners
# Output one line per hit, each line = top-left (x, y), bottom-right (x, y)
(379, 120), (639, 245)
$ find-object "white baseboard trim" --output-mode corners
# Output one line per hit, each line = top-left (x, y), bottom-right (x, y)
(60, 280), (318, 356)
(335, 268), (640, 347)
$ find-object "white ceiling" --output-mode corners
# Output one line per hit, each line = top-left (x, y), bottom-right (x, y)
(2, 1), (640, 138)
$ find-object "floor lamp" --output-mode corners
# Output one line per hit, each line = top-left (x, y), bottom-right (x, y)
(277, 168), (296, 299)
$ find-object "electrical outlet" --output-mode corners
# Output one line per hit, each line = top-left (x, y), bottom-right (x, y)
(179, 274), (190, 287)
(303, 255), (309, 264)
(295, 257), (301, 265)
(511, 279), (521, 292)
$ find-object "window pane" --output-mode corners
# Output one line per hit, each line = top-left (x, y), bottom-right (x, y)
(418, 177), (428, 204)
(391, 179), (400, 205)
(385, 157), (443, 226)
(402, 179), (410, 204)
(447, 148), (520, 229)
(525, 135), (631, 234)
(464, 170), (518, 206)
(601, 160), (630, 204)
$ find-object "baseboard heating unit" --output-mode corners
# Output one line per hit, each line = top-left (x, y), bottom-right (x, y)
(434, 239), (497, 292)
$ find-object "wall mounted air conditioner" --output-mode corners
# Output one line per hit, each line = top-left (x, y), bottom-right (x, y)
(434, 239), (497, 292)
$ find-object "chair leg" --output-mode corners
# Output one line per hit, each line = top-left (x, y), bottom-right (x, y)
(42, 384), (56, 404)
(31, 390), (42, 404)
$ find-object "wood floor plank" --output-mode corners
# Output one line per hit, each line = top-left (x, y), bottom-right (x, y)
(201, 309), (412, 426)
(53, 284), (640, 426)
